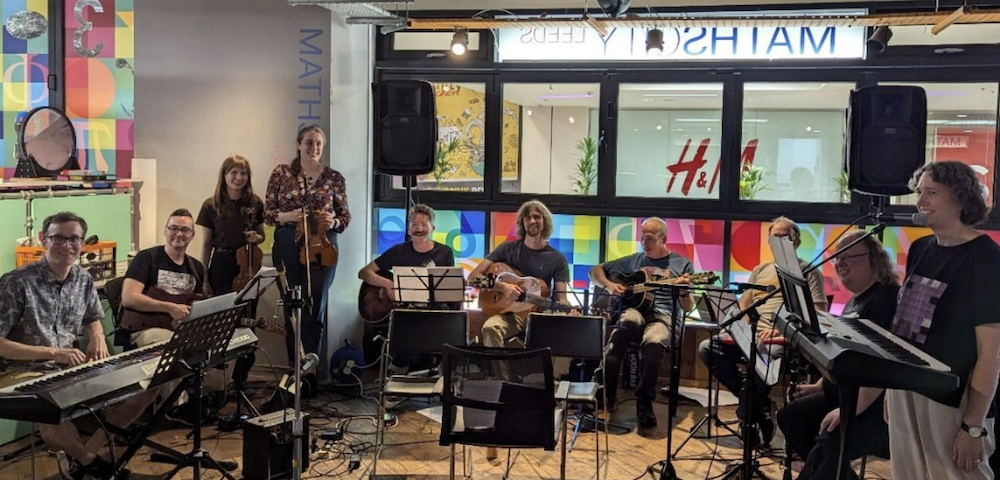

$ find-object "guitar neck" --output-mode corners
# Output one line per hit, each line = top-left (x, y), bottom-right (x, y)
(522, 293), (574, 312)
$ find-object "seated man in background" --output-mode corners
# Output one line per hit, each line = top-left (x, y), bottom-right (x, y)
(697, 216), (828, 444)
(777, 230), (896, 479)
(589, 217), (694, 429)
(0, 212), (156, 480)
(359, 203), (456, 370)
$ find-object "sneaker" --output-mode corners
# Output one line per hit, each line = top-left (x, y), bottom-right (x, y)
(56, 451), (82, 480)
(637, 399), (657, 428)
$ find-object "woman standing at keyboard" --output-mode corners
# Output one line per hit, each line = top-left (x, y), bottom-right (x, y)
(888, 161), (1000, 480)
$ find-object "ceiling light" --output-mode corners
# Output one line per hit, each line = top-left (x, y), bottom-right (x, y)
(867, 26), (892, 54)
(451, 30), (468, 56)
(646, 28), (664, 56)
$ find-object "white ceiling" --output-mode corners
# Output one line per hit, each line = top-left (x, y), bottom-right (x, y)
(402, 0), (873, 11)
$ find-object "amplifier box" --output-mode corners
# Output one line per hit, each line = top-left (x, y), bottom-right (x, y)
(242, 408), (310, 480)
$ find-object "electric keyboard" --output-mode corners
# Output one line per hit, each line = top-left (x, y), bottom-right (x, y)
(776, 309), (958, 394)
(0, 328), (258, 424)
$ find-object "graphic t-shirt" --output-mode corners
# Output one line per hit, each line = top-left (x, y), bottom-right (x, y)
(891, 234), (1000, 412)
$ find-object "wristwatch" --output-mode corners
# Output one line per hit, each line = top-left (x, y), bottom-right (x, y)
(962, 422), (988, 438)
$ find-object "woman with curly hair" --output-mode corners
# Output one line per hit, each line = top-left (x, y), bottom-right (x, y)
(888, 161), (1000, 480)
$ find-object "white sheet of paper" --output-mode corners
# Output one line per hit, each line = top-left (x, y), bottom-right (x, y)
(723, 313), (783, 386)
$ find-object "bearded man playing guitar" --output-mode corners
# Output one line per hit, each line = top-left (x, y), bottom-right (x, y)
(590, 217), (695, 429)
(470, 200), (573, 348)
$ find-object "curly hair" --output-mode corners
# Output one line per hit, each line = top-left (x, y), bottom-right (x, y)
(909, 161), (989, 226)
(838, 229), (899, 286)
(409, 203), (435, 224)
(515, 200), (553, 240)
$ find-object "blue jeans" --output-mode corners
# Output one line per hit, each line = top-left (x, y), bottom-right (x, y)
(272, 226), (338, 362)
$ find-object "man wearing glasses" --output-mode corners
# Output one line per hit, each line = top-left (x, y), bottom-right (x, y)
(697, 216), (828, 446)
(0, 212), (156, 479)
(121, 208), (207, 348)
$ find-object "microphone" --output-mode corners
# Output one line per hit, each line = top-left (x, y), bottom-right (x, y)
(877, 212), (929, 226)
(731, 282), (775, 293)
(300, 352), (319, 374)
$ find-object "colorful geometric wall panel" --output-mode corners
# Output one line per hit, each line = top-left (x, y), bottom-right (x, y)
(491, 212), (602, 289)
(2, 1), (50, 178)
(63, 0), (133, 178)
(605, 217), (726, 277)
(375, 208), (486, 278)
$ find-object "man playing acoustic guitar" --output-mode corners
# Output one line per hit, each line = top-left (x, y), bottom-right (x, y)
(471, 200), (573, 348)
(590, 217), (695, 429)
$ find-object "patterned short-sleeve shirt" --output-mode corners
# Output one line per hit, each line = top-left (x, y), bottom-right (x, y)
(0, 258), (103, 372)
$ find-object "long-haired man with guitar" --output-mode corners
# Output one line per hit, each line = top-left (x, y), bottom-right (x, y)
(470, 200), (572, 348)
(590, 217), (695, 429)
(697, 216), (827, 445)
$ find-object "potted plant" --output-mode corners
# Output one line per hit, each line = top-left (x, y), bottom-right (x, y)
(738, 161), (770, 200)
(832, 170), (851, 203)
(568, 137), (598, 195)
(432, 138), (461, 188)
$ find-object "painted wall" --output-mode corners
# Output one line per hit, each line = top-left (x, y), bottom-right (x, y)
(135, 0), (372, 367)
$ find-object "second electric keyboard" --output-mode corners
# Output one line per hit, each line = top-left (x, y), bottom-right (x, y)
(776, 309), (958, 394)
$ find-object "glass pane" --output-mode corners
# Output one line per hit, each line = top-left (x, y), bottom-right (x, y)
(391, 82), (486, 192)
(884, 82), (997, 206)
(616, 83), (724, 199)
(742, 82), (855, 203)
(500, 83), (601, 195)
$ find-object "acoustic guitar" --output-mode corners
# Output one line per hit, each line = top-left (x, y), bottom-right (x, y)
(592, 270), (719, 314)
(119, 286), (204, 331)
(241, 317), (286, 337)
(474, 262), (577, 318)
(358, 271), (396, 324)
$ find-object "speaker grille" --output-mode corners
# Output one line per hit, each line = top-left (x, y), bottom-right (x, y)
(375, 81), (437, 176)
(848, 86), (927, 196)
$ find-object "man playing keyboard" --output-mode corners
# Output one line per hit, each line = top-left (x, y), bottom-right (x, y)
(0, 212), (156, 480)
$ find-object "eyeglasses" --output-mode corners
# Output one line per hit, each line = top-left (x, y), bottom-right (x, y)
(46, 235), (84, 246)
(831, 253), (868, 264)
(166, 226), (194, 235)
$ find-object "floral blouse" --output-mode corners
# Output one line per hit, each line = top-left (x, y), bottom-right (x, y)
(264, 163), (351, 234)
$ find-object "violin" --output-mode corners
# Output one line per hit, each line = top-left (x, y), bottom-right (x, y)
(296, 176), (338, 268)
(232, 206), (263, 292)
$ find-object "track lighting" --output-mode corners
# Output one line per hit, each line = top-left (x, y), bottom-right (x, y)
(450, 30), (468, 56)
(867, 26), (892, 54)
(646, 28), (664, 56)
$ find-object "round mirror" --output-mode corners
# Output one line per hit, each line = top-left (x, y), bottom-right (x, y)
(14, 106), (78, 178)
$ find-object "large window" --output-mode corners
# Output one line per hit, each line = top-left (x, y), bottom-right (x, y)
(391, 82), (487, 192)
(500, 83), (600, 195)
(616, 83), (724, 199)
(741, 83), (854, 203)
(886, 82), (998, 206)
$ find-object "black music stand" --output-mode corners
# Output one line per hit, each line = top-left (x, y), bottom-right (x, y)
(148, 303), (245, 480)
(672, 292), (739, 458)
(393, 266), (465, 307)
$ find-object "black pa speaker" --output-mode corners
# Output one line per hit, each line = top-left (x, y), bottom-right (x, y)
(242, 409), (310, 480)
(374, 80), (437, 176)
(848, 86), (927, 196)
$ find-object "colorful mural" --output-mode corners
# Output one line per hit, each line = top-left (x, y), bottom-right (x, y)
(605, 217), (726, 278)
(63, 0), (133, 178)
(1, 0), (50, 178)
(491, 212), (601, 290)
(376, 208), (487, 277)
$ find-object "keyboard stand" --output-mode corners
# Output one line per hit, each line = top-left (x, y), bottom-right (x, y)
(106, 379), (189, 479)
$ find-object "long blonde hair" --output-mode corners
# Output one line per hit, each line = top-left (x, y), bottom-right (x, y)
(515, 200), (554, 240)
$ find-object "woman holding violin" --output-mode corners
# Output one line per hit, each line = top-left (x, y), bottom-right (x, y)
(265, 124), (351, 377)
(196, 154), (265, 296)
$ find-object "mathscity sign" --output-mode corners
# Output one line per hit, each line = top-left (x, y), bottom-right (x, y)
(497, 24), (865, 61)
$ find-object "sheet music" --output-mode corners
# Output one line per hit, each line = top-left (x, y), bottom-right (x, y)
(394, 267), (465, 303)
(234, 266), (278, 302)
(722, 307), (783, 386)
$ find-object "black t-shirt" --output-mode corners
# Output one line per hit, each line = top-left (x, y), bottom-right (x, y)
(891, 234), (1000, 412)
(823, 281), (900, 402)
(486, 240), (570, 290)
(125, 246), (206, 296)
(374, 241), (455, 272)
(196, 195), (265, 250)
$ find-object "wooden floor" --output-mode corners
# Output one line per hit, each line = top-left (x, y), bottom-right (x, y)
(0, 375), (891, 480)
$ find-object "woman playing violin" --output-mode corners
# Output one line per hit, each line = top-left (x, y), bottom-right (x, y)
(265, 125), (351, 377)
(196, 155), (265, 296)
